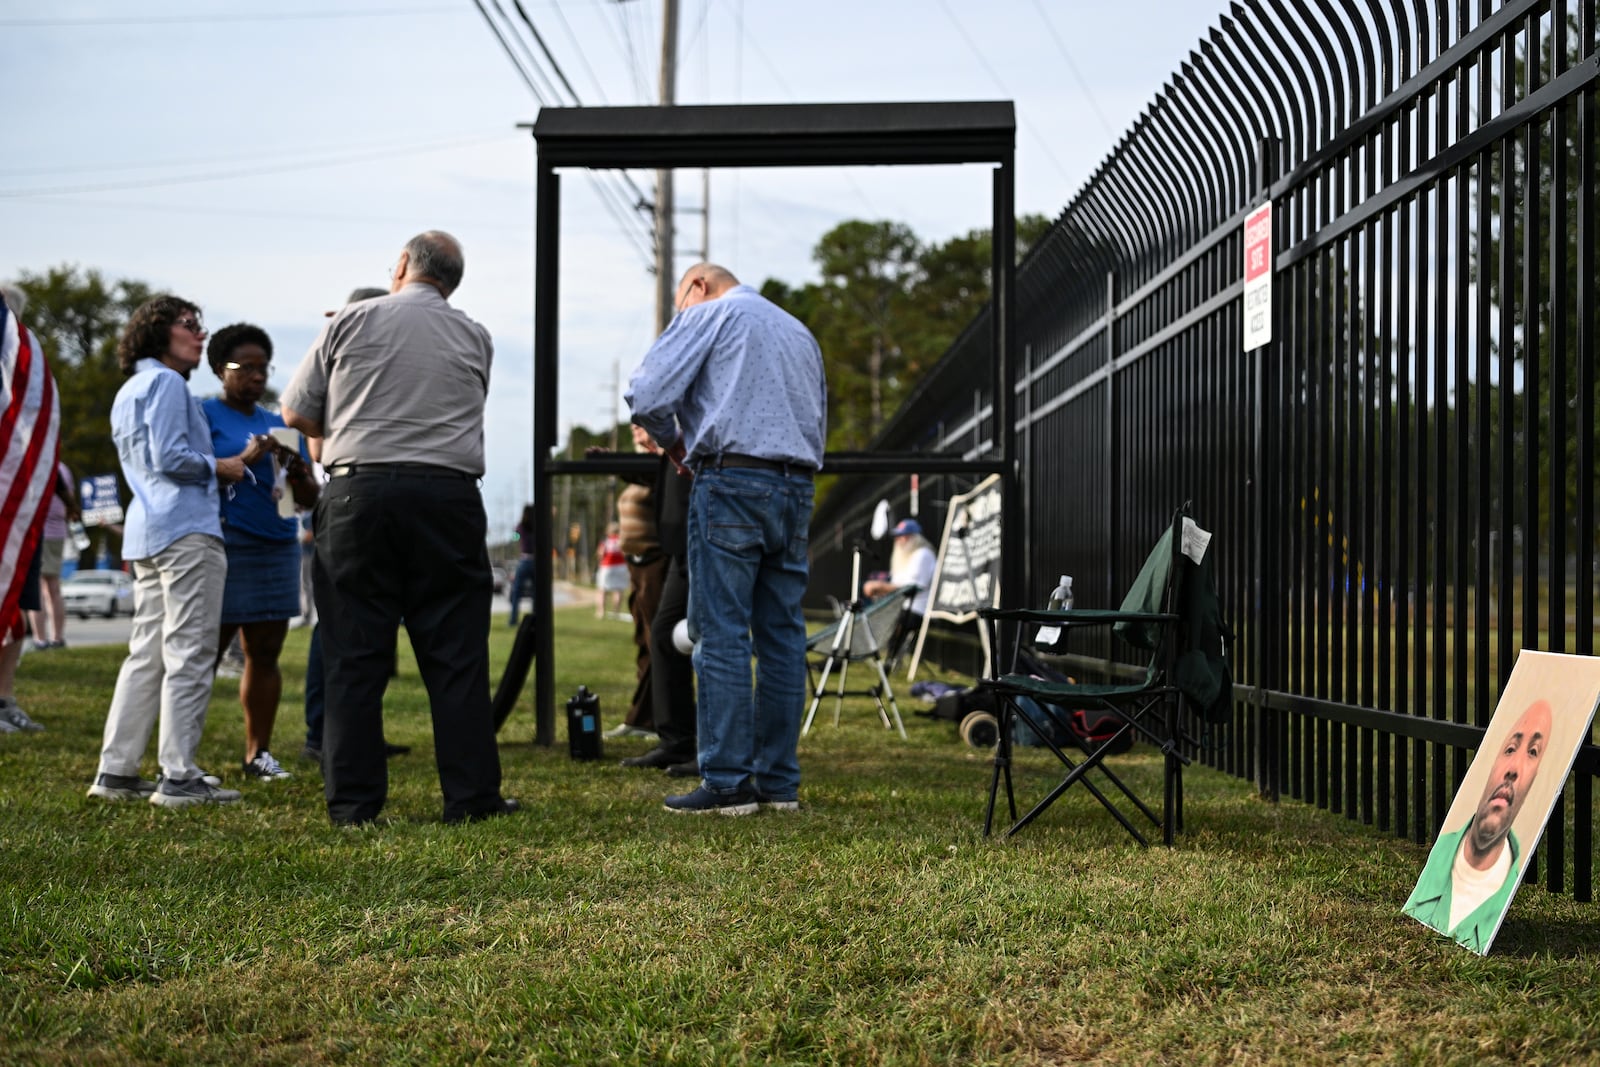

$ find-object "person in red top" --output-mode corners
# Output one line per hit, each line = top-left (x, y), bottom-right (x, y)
(595, 522), (628, 619)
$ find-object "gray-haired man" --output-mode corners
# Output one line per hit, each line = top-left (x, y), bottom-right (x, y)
(283, 232), (516, 826)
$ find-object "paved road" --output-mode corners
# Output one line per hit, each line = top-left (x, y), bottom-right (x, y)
(46, 611), (134, 650)
(43, 588), (578, 650)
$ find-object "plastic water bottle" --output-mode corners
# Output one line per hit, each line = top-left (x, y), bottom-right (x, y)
(1036, 575), (1073, 648)
(566, 686), (602, 761)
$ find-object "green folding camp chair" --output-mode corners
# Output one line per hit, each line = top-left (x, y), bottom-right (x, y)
(977, 503), (1231, 845)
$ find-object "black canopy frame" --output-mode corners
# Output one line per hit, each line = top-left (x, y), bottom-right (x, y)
(524, 100), (1020, 743)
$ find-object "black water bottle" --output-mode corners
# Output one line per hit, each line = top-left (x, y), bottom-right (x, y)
(566, 686), (602, 761)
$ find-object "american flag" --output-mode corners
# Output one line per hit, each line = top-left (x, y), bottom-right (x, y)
(0, 299), (59, 641)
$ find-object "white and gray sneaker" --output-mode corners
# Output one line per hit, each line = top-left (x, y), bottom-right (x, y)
(243, 751), (291, 780)
(160, 769), (223, 787)
(0, 698), (43, 732)
(149, 776), (242, 808)
(602, 723), (657, 740)
(87, 773), (160, 800)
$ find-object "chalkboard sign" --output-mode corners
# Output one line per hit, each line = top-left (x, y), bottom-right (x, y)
(906, 474), (1002, 678)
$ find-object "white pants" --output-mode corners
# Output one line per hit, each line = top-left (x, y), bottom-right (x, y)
(96, 533), (226, 780)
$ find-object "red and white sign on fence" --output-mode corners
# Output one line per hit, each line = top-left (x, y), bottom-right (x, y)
(1243, 201), (1273, 351)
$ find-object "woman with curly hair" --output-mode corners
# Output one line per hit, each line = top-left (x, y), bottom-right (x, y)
(203, 323), (320, 782)
(88, 295), (261, 808)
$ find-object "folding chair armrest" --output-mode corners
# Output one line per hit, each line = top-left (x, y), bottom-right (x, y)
(980, 607), (1178, 627)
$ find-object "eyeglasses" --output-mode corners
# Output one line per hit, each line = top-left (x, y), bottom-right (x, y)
(223, 360), (272, 376)
(674, 276), (704, 314)
(174, 316), (207, 336)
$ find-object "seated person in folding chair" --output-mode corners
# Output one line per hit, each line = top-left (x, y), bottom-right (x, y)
(860, 518), (935, 666)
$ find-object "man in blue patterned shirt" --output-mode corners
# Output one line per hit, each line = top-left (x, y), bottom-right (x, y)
(627, 264), (827, 815)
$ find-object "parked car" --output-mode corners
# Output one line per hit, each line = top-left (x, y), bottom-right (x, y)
(489, 565), (508, 596)
(62, 570), (135, 618)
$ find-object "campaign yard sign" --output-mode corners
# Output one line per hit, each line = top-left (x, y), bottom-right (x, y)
(78, 473), (123, 527)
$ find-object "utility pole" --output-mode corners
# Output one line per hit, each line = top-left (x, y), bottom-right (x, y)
(653, 0), (680, 332)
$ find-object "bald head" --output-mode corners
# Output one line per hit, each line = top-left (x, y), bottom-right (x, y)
(1466, 698), (1554, 866)
(673, 263), (739, 314)
(395, 230), (465, 297)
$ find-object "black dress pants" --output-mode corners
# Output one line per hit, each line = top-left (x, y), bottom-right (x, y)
(314, 469), (503, 824)
(648, 554), (697, 759)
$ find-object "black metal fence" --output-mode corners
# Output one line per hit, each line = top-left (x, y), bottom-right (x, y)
(812, 0), (1600, 894)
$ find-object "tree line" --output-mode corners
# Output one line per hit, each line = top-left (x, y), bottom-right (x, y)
(759, 215), (1050, 453)
(16, 213), (1046, 554)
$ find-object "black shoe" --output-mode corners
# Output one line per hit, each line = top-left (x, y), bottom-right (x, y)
(665, 760), (699, 778)
(444, 798), (520, 824)
(384, 743), (411, 758)
(620, 747), (689, 769)
(301, 744), (322, 761)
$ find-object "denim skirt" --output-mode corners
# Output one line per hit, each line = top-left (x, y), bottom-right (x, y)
(220, 536), (301, 624)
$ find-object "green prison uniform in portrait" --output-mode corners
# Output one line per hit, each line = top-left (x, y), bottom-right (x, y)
(1402, 817), (1521, 954)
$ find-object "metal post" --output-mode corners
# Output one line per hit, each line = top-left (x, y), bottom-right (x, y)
(532, 162), (561, 746)
(992, 160), (1022, 652)
(1104, 270), (1118, 608)
(1252, 135), (1281, 801)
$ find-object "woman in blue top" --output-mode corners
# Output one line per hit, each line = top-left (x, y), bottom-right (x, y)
(203, 324), (319, 782)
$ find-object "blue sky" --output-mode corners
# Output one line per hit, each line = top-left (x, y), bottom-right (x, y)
(2, 0), (1224, 536)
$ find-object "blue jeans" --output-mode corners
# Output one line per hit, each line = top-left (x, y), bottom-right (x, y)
(687, 467), (812, 800)
(508, 557), (536, 625)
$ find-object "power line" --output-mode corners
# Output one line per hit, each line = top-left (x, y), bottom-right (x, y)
(0, 7), (461, 27)
(469, 0), (655, 267)
(710, 0), (878, 220)
(712, 0), (794, 98)
(470, 0), (550, 106)
(509, 0), (586, 105)
(612, 0), (652, 102)
(548, 0), (612, 105)
(1027, 0), (1116, 140)
(588, 176), (657, 269)
(0, 128), (509, 178)
(679, 0), (713, 70)
(0, 132), (514, 199)
(934, 0), (1076, 188)
(7, 192), (535, 231)
(588, 0), (638, 100)
(486, 0), (568, 105)
(497, 0), (655, 230)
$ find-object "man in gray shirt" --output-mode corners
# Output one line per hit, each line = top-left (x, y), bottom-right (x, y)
(282, 230), (516, 826)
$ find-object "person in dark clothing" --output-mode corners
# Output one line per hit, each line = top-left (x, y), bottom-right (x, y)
(508, 504), (537, 626)
(604, 424), (663, 740)
(619, 429), (697, 774)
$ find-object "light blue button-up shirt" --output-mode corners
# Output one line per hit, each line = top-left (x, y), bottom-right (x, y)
(626, 284), (827, 470)
(111, 358), (222, 559)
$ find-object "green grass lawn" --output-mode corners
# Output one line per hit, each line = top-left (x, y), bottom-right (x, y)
(4, 604), (1600, 1065)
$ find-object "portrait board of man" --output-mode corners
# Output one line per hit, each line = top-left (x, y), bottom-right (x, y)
(1403, 650), (1600, 954)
